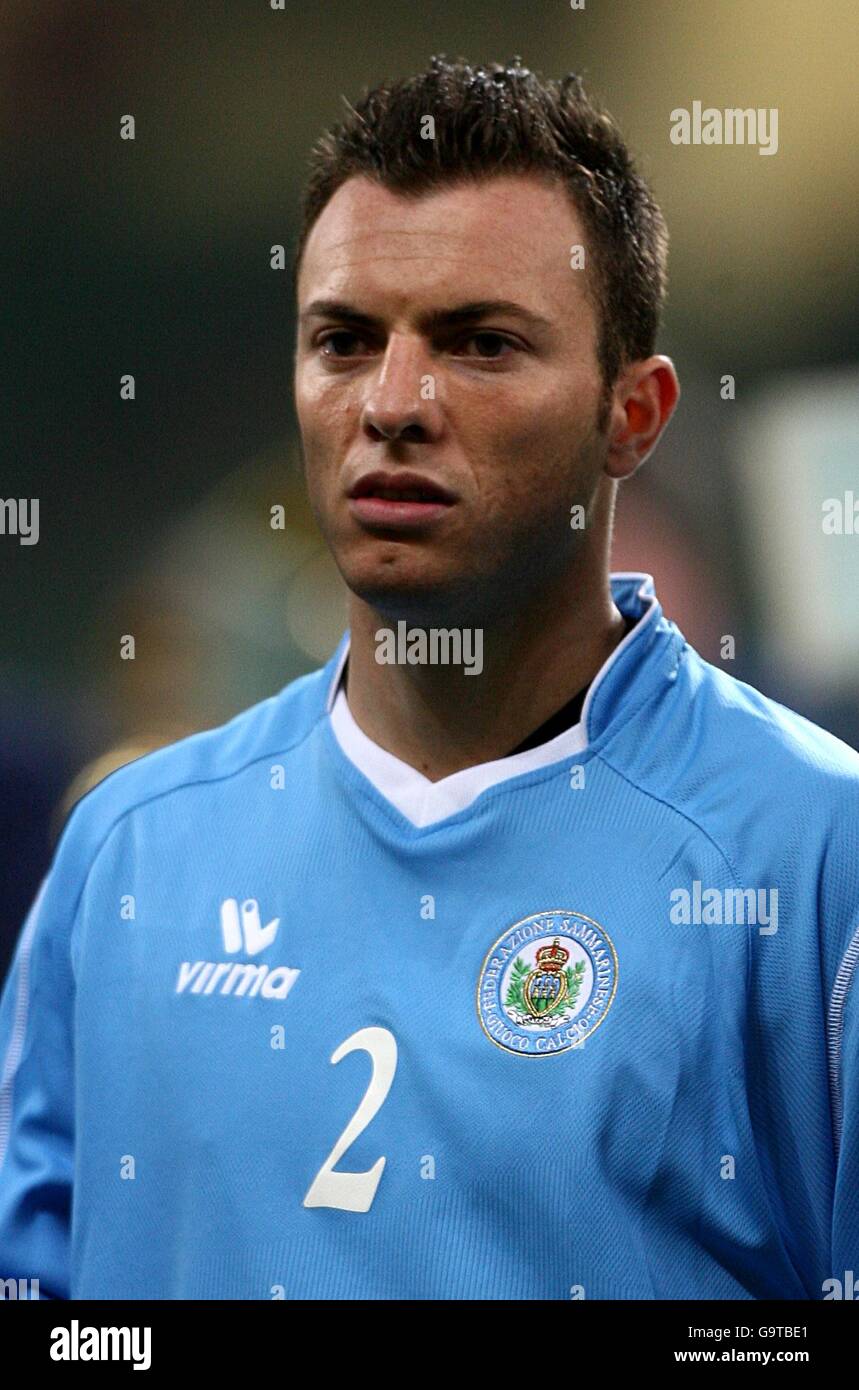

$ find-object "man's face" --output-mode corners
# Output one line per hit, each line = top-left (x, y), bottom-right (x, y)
(294, 172), (611, 621)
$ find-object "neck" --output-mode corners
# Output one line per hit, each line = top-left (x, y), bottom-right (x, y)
(343, 538), (626, 783)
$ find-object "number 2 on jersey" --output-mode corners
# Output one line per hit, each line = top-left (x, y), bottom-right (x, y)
(302, 1026), (398, 1213)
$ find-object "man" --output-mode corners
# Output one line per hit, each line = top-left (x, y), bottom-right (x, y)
(1, 56), (857, 1300)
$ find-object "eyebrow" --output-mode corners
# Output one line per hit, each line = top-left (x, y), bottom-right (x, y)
(298, 298), (553, 333)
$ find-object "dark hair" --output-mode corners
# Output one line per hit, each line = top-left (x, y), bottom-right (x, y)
(294, 55), (669, 390)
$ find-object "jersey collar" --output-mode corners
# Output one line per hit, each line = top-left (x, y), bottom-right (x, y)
(323, 572), (680, 829)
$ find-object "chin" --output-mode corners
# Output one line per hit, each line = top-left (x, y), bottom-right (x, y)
(339, 551), (471, 620)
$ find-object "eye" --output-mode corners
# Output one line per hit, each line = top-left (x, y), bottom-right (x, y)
(318, 330), (367, 358)
(456, 332), (518, 359)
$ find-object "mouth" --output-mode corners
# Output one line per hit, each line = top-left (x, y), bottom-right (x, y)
(347, 471), (457, 530)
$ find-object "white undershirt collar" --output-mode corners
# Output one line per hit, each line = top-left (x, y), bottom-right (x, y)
(330, 680), (587, 829)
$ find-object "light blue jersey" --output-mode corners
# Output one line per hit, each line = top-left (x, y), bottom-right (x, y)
(1, 574), (858, 1299)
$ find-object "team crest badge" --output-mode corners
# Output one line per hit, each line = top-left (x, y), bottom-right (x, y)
(477, 909), (618, 1056)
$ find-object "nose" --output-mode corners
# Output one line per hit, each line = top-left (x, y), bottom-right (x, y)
(360, 334), (443, 444)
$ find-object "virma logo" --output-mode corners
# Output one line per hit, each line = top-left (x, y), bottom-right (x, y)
(175, 898), (301, 1001)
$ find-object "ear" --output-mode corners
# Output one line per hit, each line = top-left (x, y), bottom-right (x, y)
(604, 356), (680, 480)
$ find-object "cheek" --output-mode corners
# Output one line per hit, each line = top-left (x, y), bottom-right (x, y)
(296, 382), (351, 477)
(471, 399), (591, 513)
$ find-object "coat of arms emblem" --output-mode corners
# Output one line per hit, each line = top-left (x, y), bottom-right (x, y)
(477, 910), (618, 1056)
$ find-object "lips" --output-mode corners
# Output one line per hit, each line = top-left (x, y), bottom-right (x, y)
(348, 471), (457, 505)
(347, 470), (457, 531)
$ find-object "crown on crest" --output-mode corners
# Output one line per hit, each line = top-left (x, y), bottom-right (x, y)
(535, 938), (569, 972)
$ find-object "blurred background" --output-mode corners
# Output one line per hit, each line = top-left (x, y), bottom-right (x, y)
(1, 0), (858, 982)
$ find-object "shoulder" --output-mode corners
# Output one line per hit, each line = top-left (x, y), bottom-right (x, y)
(54, 663), (332, 875)
(602, 636), (859, 897)
(676, 643), (859, 795)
